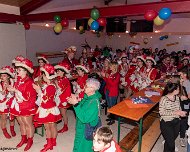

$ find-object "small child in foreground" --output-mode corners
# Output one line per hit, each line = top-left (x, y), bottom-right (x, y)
(93, 126), (122, 152)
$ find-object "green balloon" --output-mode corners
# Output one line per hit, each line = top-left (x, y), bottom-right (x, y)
(91, 8), (100, 20)
(54, 15), (61, 23)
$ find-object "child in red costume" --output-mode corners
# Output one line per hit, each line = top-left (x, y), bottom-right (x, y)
(72, 64), (89, 101)
(93, 126), (122, 152)
(8, 58), (37, 151)
(33, 64), (62, 152)
(54, 62), (71, 133)
(0, 66), (16, 139)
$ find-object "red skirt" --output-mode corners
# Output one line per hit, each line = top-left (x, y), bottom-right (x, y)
(58, 101), (71, 109)
(10, 107), (37, 116)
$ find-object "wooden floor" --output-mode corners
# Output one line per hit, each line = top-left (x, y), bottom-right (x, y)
(119, 106), (159, 152)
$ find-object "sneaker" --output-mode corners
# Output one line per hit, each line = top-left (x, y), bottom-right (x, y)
(180, 138), (186, 147)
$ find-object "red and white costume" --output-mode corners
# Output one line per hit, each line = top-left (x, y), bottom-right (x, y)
(0, 66), (14, 114)
(101, 140), (122, 152)
(54, 62), (71, 109)
(10, 59), (37, 116)
(34, 64), (61, 124)
(74, 64), (89, 99)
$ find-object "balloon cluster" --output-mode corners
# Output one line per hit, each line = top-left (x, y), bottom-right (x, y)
(88, 7), (106, 32)
(53, 15), (69, 34)
(159, 35), (168, 40)
(144, 8), (172, 26)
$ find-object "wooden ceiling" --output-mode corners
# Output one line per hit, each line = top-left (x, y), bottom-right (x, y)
(0, 0), (32, 7)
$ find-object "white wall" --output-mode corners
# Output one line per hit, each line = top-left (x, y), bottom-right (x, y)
(0, 23), (26, 67)
(0, 4), (20, 15)
(25, 27), (105, 65)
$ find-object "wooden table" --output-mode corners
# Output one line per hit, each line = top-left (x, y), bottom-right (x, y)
(108, 80), (165, 152)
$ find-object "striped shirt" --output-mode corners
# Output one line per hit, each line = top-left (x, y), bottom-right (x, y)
(159, 95), (181, 122)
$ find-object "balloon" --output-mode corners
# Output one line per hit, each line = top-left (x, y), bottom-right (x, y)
(54, 23), (62, 33)
(97, 18), (107, 26)
(88, 18), (95, 27)
(154, 16), (164, 26)
(159, 36), (164, 40)
(24, 22), (30, 30)
(54, 15), (61, 23)
(79, 26), (84, 31)
(91, 21), (99, 30)
(144, 10), (158, 21)
(165, 35), (168, 39)
(159, 8), (172, 20)
(90, 8), (100, 20)
(61, 19), (69, 27)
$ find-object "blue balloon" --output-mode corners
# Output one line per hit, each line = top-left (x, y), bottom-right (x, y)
(159, 36), (164, 40)
(91, 21), (99, 30)
(159, 8), (172, 20)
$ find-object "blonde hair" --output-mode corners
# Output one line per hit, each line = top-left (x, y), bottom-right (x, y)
(94, 126), (113, 145)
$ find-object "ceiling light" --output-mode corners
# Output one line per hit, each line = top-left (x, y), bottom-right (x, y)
(154, 30), (159, 33)
(150, 36), (153, 38)
(179, 36), (182, 39)
(45, 23), (50, 27)
(73, 27), (76, 30)
(114, 18), (119, 23)
(125, 30), (129, 33)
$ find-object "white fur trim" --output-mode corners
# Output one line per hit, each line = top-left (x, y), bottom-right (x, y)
(38, 106), (60, 118)
(76, 65), (89, 73)
(40, 67), (57, 80)
(146, 57), (156, 65)
(181, 57), (189, 62)
(37, 56), (49, 64)
(0, 69), (14, 78)
(15, 62), (34, 73)
(136, 56), (146, 63)
(54, 65), (70, 74)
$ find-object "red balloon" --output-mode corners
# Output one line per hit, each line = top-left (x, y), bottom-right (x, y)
(61, 19), (69, 27)
(24, 22), (30, 30)
(144, 10), (158, 21)
(97, 18), (107, 26)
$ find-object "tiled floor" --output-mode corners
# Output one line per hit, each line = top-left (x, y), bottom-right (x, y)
(0, 109), (187, 152)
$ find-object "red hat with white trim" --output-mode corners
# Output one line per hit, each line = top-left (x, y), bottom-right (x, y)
(12, 55), (25, 64)
(64, 46), (77, 54)
(120, 52), (128, 59)
(37, 55), (49, 64)
(136, 55), (146, 63)
(54, 62), (71, 74)
(0, 66), (14, 78)
(181, 56), (189, 62)
(15, 58), (34, 73)
(40, 64), (57, 79)
(76, 64), (89, 73)
(146, 56), (156, 65)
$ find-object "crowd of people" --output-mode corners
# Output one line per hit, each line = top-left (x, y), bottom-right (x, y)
(0, 44), (190, 152)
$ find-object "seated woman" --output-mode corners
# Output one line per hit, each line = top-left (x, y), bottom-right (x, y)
(67, 78), (101, 152)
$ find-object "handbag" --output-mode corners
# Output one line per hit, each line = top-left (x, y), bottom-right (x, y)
(84, 99), (102, 140)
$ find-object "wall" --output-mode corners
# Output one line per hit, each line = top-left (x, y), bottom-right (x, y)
(0, 23), (26, 67)
(25, 26), (105, 65)
(0, 4), (20, 15)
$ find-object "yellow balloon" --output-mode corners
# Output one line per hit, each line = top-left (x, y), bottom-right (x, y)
(79, 26), (84, 31)
(88, 18), (94, 27)
(54, 23), (62, 33)
(154, 16), (164, 26)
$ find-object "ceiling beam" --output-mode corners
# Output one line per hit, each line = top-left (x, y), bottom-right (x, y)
(24, 0), (190, 22)
(0, 13), (23, 23)
(20, 0), (52, 15)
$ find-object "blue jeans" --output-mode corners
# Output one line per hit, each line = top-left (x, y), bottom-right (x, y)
(188, 143), (190, 152)
(105, 90), (118, 108)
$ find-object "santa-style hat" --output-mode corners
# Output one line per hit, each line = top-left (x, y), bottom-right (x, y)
(54, 62), (70, 74)
(136, 55), (146, 63)
(40, 64), (57, 79)
(15, 58), (34, 73)
(146, 56), (156, 65)
(12, 55), (25, 64)
(181, 56), (189, 62)
(76, 64), (89, 73)
(0, 66), (14, 78)
(120, 52), (128, 59)
(37, 55), (49, 64)
(64, 46), (77, 54)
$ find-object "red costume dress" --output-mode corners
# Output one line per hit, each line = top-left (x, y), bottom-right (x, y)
(126, 66), (145, 92)
(62, 57), (78, 69)
(55, 76), (71, 109)
(74, 74), (88, 99)
(10, 76), (37, 116)
(33, 66), (41, 81)
(0, 81), (13, 114)
(35, 83), (62, 124)
(104, 72), (120, 97)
